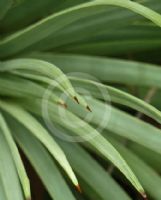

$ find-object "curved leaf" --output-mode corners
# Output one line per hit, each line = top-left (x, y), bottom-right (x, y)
(18, 97), (146, 196)
(93, 135), (161, 200)
(0, 100), (79, 188)
(0, 59), (76, 98)
(30, 53), (161, 88)
(0, 129), (24, 200)
(70, 77), (161, 124)
(0, 74), (64, 105)
(6, 115), (76, 200)
(1, 0), (161, 57)
(57, 139), (131, 200)
(0, 59), (89, 109)
(0, 113), (31, 199)
(85, 98), (161, 155)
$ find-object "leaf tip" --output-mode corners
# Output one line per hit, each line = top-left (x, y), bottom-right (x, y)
(76, 184), (82, 193)
(73, 96), (79, 104)
(58, 102), (67, 109)
(86, 105), (92, 112)
(141, 192), (148, 200)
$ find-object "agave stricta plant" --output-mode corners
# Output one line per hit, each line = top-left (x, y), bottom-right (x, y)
(0, 0), (161, 200)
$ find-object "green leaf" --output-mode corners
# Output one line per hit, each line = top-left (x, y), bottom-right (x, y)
(69, 77), (161, 124)
(6, 114), (76, 200)
(31, 12), (161, 52)
(0, 59), (89, 109)
(0, 0), (88, 34)
(57, 37), (161, 55)
(84, 98), (161, 155)
(1, 0), (161, 57)
(0, 100), (79, 188)
(0, 177), (7, 200)
(0, 0), (12, 20)
(30, 53), (161, 88)
(0, 113), (31, 199)
(129, 143), (161, 173)
(18, 97), (146, 196)
(0, 128), (24, 200)
(56, 139), (131, 200)
(0, 58), (76, 98)
(101, 136), (161, 200)
(0, 74), (64, 105)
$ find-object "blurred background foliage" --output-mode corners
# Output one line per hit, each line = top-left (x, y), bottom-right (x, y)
(1, 0), (161, 200)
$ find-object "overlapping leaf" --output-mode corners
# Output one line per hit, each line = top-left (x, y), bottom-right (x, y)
(1, 0), (161, 57)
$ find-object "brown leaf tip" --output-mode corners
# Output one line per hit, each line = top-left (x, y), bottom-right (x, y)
(58, 102), (67, 109)
(76, 184), (82, 193)
(86, 105), (92, 112)
(141, 192), (148, 200)
(73, 96), (80, 104)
